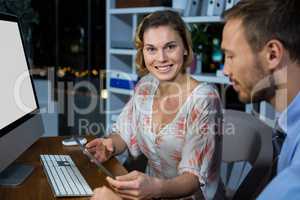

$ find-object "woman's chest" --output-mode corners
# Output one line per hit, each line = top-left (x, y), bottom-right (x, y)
(151, 95), (187, 134)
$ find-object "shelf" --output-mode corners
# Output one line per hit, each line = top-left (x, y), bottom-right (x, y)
(109, 74), (229, 97)
(109, 48), (137, 55)
(109, 7), (178, 14)
(109, 73), (229, 96)
(183, 16), (223, 23)
(106, 0), (228, 129)
(192, 74), (230, 84)
(109, 87), (134, 96)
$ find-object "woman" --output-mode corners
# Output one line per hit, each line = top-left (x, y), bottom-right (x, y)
(87, 10), (223, 200)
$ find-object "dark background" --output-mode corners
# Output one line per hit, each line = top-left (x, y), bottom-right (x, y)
(31, 0), (106, 71)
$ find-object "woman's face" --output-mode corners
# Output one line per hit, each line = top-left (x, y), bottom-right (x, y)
(142, 25), (187, 81)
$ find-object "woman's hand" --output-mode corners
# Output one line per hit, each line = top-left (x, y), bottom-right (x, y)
(85, 138), (114, 163)
(90, 186), (122, 200)
(107, 171), (162, 199)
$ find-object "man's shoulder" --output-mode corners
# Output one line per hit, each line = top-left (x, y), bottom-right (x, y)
(257, 160), (300, 200)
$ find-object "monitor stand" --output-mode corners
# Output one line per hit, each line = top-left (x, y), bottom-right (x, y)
(0, 164), (34, 186)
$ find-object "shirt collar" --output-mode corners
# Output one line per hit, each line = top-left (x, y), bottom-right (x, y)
(278, 91), (300, 135)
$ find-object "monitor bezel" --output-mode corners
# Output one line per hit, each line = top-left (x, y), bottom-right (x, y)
(0, 12), (40, 138)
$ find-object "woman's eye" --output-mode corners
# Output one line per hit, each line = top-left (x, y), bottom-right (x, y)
(167, 44), (176, 50)
(145, 47), (156, 53)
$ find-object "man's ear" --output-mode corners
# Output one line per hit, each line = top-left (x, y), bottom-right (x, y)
(263, 39), (284, 71)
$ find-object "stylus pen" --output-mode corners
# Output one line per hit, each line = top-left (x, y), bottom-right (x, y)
(74, 137), (115, 179)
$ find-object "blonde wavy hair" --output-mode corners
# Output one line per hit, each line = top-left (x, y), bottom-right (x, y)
(134, 10), (193, 76)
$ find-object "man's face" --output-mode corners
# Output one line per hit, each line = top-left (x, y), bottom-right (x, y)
(221, 18), (270, 103)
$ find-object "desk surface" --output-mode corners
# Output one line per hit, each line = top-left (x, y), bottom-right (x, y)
(0, 136), (127, 200)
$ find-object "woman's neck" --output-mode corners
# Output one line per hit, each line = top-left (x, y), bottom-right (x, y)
(156, 74), (194, 97)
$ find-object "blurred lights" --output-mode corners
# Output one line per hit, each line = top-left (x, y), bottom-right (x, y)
(57, 67), (99, 78)
(101, 89), (108, 99)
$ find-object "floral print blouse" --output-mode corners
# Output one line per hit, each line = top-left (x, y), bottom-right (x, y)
(113, 74), (223, 200)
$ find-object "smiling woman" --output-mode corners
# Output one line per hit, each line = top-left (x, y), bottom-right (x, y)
(142, 25), (187, 82)
(135, 10), (193, 77)
(87, 10), (224, 200)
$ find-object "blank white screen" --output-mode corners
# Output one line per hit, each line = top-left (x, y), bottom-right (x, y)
(0, 20), (37, 130)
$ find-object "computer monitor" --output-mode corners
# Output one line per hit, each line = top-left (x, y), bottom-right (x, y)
(0, 13), (44, 186)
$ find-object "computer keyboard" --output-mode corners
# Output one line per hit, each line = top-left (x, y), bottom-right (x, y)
(40, 154), (93, 197)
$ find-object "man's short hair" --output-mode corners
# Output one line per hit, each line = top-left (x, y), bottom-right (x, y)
(223, 0), (300, 63)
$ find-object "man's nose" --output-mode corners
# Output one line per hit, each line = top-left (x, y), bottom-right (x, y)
(223, 62), (231, 77)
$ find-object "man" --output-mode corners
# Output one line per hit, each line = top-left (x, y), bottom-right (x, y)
(221, 0), (300, 199)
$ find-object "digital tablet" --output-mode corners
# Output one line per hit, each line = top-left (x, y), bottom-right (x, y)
(74, 137), (115, 179)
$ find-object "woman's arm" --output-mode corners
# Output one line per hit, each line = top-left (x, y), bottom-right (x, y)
(108, 133), (128, 156)
(157, 172), (200, 198)
(91, 186), (122, 200)
(85, 133), (127, 162)
(106, 171), (200, 199)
